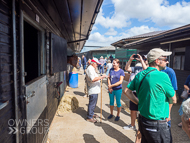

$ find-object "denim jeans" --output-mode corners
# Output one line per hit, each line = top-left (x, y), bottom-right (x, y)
(138, 115), (171, 143)
(83, 64), (86, 74)
(87, 94), (98, 119)
(99, 65), (104, 74)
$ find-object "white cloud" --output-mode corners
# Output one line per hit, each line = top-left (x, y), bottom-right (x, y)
(105, 28), (118, 35)
(91, 26), (98, 32)
(96, 0), (190, 29)
(85, 25), (159, 46)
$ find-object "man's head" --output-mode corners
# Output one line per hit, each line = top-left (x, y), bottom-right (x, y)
(91, 58), (101, 69)
(82, 55), (84, 58)
(147, 48), (171, 71)
(182, 98), (190, 138)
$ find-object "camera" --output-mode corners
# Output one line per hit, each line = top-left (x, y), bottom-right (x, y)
(133, 55), (138, 58)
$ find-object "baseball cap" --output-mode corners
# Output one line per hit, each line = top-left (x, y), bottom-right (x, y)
(147, 48), (172, 64)
(91, 58), (101, 65)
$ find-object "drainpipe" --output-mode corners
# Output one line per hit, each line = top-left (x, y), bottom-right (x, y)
(12, 0), (19, 142)
(169, 43), (171, 67)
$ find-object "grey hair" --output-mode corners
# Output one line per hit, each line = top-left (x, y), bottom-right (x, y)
(182, 98), (190, 121)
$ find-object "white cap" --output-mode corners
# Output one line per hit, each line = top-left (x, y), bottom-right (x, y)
(147, 48), (172, 64)
(135, 63), (142, 67)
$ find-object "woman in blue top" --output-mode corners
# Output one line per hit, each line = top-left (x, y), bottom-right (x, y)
(178, 75), (190, 127)
(107, 59), (125, 121)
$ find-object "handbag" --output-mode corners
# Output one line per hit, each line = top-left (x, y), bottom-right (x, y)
(180, 89), (189, 99)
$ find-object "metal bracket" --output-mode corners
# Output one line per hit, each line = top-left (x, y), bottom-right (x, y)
(0, 100), (9, 110)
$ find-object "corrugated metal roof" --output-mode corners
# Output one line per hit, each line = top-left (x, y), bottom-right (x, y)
(90, 46), (115, 51)
(124, 31), (166, 39)
(111, 30), (166, 46)
(123, 24), (190, 48)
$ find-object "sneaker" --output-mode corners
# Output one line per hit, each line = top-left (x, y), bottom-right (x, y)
(83, 95), (87, 98)
(107, 114), (113, 119)
(123, 124), (136, 130)
(115, 116), (120, 121)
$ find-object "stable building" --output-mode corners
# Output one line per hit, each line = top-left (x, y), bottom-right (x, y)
(115, 24), (190, 96)
(0, 0), (103, 143)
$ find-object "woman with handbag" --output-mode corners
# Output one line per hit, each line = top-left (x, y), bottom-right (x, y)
(178, 75), (190, 127)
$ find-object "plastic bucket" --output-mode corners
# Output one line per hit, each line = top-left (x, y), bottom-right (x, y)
(69, 72), (78, 88)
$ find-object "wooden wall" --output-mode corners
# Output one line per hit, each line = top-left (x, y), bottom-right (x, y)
(0, 0), (24, 142)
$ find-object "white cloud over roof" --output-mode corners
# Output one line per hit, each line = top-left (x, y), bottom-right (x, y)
(85, 0), (190, 47)
(96, 0), (190, 29)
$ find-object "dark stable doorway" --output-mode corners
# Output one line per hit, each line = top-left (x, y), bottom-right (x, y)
(24, 21), (39, 83)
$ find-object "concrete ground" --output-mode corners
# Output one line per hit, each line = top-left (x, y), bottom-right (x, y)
(48, 70), (189, 143)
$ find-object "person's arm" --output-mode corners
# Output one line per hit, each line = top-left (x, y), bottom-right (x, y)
(125, 54), (135, 72)
(184, 85), (190, 91)
(92, 75), (107, 82)
(184, 75), (190, 93)
(136, 54), (147, 70)
(108, 76), (124, 89)
(123, 88), (139, 105)
(166, 91), (176, 121)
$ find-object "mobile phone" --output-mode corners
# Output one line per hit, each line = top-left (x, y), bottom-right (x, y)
(133, 55), (138, 58)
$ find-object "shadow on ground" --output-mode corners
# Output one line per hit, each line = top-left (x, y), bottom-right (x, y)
(95, 122), (134, 143)
(77, 104), (129, 128)
(105, 104), (131, 117)
(73, 91), (85, 96)
(76, 107), (133, 143)
(83, 134), (100, 143)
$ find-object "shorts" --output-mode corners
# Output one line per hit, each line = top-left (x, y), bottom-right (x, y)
(129, 92), (138, 111)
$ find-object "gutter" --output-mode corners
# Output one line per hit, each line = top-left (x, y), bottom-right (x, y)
(12, 0), (19, 142)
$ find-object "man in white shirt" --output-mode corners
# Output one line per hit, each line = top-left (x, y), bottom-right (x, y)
(86, 58), (107, 123)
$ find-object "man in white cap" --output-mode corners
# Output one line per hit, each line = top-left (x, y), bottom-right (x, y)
(123, 48), (177, 143)
(86, 58), (107, 123)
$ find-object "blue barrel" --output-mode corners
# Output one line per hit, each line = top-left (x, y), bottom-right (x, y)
(69, 72), (78, 88)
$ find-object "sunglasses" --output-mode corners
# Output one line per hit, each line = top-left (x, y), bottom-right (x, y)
(158, 58), (168, 62)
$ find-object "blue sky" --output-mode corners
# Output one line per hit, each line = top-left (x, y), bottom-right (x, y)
(81, 0), (190, 52)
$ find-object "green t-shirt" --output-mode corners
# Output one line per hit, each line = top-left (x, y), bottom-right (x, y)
(127, 67), (175, 120)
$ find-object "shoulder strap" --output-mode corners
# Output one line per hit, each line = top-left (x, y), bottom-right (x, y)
(138, 69), (156, 94)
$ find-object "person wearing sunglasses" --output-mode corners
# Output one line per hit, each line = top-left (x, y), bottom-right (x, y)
(123, 48), (177, 143)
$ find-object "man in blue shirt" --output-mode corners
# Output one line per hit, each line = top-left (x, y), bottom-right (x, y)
(162, 65), (178, 143)
(82, 55), (87, 74)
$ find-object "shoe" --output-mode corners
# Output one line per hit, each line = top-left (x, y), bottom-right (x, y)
(178, 122), (182, 127)
(86, 118), (97, 123)
(93, 114), (100, 118)
(107, 114), (113, 119)
(123, 124), (136, 130)
(83, 95), (87, 98)
(115, 116), (120, 121)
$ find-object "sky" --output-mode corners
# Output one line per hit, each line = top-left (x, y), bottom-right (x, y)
(81, 0), (190, 52)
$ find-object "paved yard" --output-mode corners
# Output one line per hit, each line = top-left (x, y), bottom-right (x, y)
(48, 70), (189, 143)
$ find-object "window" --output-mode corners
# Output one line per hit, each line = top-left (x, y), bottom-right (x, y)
(24, 20), (45, 84)
(173, 48), (185, 70)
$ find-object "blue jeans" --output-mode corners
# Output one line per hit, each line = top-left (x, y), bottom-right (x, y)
(99, 65), (104, 74)
(83, 64), (86, 74)
(109, 89), (122, 107)
(139, 115), (171, 143)
(87, 94), (98, 119)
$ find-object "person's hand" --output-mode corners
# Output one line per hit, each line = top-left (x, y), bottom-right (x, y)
(129, 54), (135, 61)
(108, 88), (113, 93)
(166, 115), (171, 122)
(136, 54), (143, 62)
(101, 74), (108, 79)
(108, 84), (112, 89)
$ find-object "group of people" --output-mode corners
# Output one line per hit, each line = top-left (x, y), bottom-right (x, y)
(80, 48), (190, 143)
